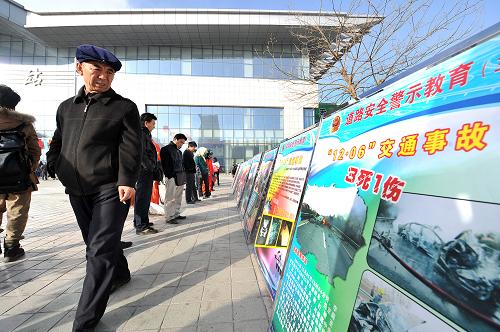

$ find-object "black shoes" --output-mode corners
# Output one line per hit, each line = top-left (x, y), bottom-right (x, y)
(187, 201), (195, 205)
(175, 215), (186, 220)
(166, 219), (179, 224)
(120, 241), (133, 249)
(148, 222), (154, 226)
(4, 243), (25, 263)
(110, 275), (131, 294)
(135, 227), (158, 235)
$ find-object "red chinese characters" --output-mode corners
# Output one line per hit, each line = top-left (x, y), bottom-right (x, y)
(405, 83), (422, 104)
(449, 61), (474, 89)
(344, 166), (406, 203)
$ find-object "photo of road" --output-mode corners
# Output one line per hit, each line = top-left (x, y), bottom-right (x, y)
(296, 185), (367, 284)
(368, 193), (500, 332)
(348, 270), (454, 332)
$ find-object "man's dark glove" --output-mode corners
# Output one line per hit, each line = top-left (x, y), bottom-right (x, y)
(47, 162), (56, 178)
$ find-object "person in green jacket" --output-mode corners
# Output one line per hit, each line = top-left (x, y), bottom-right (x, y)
(194, 147), (210, 198)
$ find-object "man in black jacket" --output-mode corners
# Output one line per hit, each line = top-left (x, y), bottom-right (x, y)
(183, 141), (199, 204)
(134, 112), (159, 235)
(46, 45), (141, 332)
(160, 133), (187, 223)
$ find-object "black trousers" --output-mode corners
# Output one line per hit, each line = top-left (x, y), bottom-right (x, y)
(133, 171), (153, 230)
(185, 172), (198, 203)
(198, 172), (210, 198)
(70, 187), (130, 332)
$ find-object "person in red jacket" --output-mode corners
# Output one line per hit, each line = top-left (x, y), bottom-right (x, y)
(206, 151), (214, 192)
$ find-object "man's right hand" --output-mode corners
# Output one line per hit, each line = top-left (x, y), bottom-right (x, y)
(47, 162), (56, 178)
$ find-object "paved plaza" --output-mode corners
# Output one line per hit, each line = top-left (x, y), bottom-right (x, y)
(0, 175), (273, 331)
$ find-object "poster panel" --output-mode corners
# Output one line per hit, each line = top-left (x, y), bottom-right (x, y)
(231, 163), (242, 192)
(233, 160), (252, 203)
(238, 153), (263, 216)
(242, 148), (278, 241)
(271, 34), (499, 332)
(254, 127), (318, 299)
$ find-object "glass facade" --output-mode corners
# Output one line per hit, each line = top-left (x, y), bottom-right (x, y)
(303, 108), (315, 128)
(0, 34), (309, 79)
(146, 105), (284, 171)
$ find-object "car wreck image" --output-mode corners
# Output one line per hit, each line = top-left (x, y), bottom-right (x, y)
(436, 231), (500, 303)
(397, 222), (444, 258)
(367, 193), (500, 332)
(349, 302), (392, 332)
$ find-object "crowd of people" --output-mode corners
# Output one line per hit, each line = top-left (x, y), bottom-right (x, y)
(0, 45), (222, 331)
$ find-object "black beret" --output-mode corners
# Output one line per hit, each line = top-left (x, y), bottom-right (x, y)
(75, 44), (122, 72)
(0, 84), (21, 109)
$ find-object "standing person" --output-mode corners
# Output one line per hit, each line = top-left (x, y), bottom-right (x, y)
(206, 151), (214, 192)
(183, 141), (199, 204)
(194, 147), (211, 199)
(212, 157), (220, 186)
(231, 162), (238, 177)
(133, 112), (159, 235)
(0, 85), (41, 262)
(160, 133), (187, 224)
(46, 45), (141, 331)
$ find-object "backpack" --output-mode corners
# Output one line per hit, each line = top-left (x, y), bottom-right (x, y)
(0, 123), (32, 193)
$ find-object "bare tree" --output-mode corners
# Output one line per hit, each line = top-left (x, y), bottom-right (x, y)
(267, 0), (483, 105)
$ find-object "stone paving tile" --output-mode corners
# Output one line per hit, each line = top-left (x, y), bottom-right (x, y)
(122, 306), (168, 331)
(0, 177), (270, 331)
(162, 302), (200, 328)
(0, 314), (33, 331)
(234, 319), (270, 332)
(12, 311), (67, 332)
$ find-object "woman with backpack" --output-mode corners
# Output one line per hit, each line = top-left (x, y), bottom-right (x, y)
(0, 85), (41, 262)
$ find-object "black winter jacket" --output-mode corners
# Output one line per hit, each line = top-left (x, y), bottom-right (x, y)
(160, 142), (184, 179)
(182, 149), (196, 174)
(140, 127), (158, 174)
(46, 86), (142, 195)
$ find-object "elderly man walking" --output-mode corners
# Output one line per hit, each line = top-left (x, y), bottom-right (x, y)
(46, 45), (141, 331)
(160, 133), (187, 223)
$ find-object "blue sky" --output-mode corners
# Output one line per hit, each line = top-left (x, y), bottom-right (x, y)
(15, 0), (499, 30)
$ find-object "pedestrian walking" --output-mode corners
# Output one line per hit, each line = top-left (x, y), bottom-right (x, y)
(133, 112), (160, 235)
(0, 84), (41, 262)
(160, 133), (187, 224)
(46, 45), (142, 332)
(183, 141), (199, 204)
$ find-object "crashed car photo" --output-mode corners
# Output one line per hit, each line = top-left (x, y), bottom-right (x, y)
(349, 301), (408, 332)
(436, 231), (499, 303)
(397, 222), (444, 258)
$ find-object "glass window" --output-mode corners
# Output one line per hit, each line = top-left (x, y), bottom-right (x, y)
(11, 41), (22, 56)
(191, 114), (201, 129)
(126, 60), (137, 73)
(115, 46), (126, 58)
(202, 129), (212, 138)
(168, 113), (180, 128)
(180, 114), (190, 128)
(137, 60), (148, 74)
(23, 40), (34, 56)
(149, 46), (159, 59)
(149, 59), (159, 73)
(160, 46), (170, 59)
(159, 60), (170, 74)
(0, 41), (10, 56)
(138, 47), (148, 59)
(126, 46), (137, 59)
